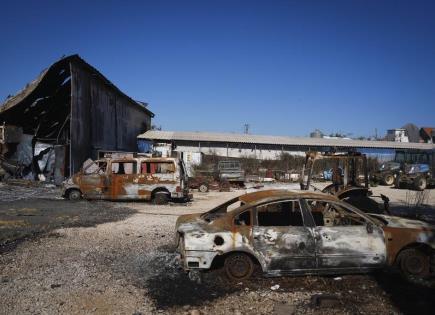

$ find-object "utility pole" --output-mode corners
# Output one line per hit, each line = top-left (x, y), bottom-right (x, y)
(244, 123), (250, 134)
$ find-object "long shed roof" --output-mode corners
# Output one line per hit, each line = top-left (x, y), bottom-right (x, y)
(138, 130), (435, 150)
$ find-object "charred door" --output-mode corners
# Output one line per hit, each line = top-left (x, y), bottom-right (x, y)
(109, 161), (138, 199)
(252, 200), (316, 273)
(307, 201), (386, 270)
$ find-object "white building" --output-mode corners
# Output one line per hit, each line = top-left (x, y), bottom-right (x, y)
(386, 128), (409, 142)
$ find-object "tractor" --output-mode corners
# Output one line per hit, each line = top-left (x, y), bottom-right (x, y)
(300, 151), (390, 214)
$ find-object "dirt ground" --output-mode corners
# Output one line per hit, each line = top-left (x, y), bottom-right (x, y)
(1, 181), (435, 315)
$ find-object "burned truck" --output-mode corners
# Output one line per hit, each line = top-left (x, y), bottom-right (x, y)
(62, 154), (190, 204)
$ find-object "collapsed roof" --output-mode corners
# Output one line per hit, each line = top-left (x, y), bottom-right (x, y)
(0, 54), (154, 179)
(0, 54), (153, 142)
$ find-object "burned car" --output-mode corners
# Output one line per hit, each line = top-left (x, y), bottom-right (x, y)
(62, 154), (190, 204)
(175, 190), (435, 285)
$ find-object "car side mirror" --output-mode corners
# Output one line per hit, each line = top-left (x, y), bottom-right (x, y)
(366, 222), (373, 234)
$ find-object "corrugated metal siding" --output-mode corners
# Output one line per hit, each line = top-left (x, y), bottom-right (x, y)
(138, 130), (435, 151)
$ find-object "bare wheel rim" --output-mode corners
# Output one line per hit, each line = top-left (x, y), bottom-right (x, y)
(69, 190), (81, 200)
(403, 255), (426, 275)
(226, 254), (252, 279)
(199, 184), (208, 192)
(400, 249), (430, 278)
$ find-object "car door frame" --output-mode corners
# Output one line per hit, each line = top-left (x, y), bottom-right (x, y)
(79, 161), (109, 200)
(251, 198), (317, 276)
(109, 160), (139, 200)
(301, 198), (386, 274)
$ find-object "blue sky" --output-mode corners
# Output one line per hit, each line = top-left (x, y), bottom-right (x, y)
(0, 0), (434, 137)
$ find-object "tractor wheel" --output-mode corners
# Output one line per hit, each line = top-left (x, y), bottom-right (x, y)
(414, 176), (427, 191)
(198, 183), (209, 193)
(153, 192), (169, 205)
(383, 174), (394, 186)
(224, 253), (254, 281)
(68, 189), (82, 201)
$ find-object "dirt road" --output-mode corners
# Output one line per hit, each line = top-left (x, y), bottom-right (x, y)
(1, 183), (434, 314)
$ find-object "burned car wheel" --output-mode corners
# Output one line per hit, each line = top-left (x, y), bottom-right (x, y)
(198, 183), (209, 193)
(224, 253), (254, 280)
(153, 192), (169, 205)
(67, 189), (81, 201)
(399, 248), (432, 286)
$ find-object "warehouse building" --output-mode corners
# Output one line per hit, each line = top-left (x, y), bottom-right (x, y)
(138, 130), (435, 173)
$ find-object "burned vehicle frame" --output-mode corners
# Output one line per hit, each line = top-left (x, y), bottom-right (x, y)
(175, 190), (435, 285)
(62, 155), (190, 204)
(300, 151), (390, 214)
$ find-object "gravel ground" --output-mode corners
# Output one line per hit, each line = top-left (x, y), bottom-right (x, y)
(0, 183), (434, 315)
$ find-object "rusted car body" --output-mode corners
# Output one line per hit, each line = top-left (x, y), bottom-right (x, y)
(62, 155), (190, 203)
(175, 190), (435, 283)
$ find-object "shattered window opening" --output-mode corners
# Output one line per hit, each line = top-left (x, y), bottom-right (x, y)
(234, 210), (251, 226)
(141, 162), (175, 174)
(305, 199), (367, 227)
(257, 200), (304, 227)
(112, 161), (137, 175)
(84, 162), (107, 175)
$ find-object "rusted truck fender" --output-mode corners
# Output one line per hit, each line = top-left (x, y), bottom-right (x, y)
(61, 177), (81, 197)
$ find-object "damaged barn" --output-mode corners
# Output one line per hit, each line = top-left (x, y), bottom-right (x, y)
(0, 55), (154, 184)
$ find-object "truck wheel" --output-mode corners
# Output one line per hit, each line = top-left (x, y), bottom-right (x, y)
(383, 174), (394, 186)
(414, 176), (427, 191)
(68, 189), (82, 201)
(224, 253), (254, 281)
(153, 192), (169, 205)
(398, 248), (431, 286)
(198, 183), (209, 193)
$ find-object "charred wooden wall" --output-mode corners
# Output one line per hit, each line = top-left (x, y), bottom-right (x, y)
(70, 61), (151, 174)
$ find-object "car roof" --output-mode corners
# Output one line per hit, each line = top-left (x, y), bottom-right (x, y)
(238, 189), (339, 204)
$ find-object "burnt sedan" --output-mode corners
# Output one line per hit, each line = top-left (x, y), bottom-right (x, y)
(175, 190), (435, 284)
